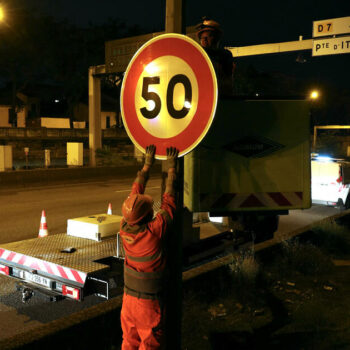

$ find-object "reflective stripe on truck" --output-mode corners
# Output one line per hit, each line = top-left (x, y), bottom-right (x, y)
(0, 248), (86, 285)
(199, 191), (303, 209)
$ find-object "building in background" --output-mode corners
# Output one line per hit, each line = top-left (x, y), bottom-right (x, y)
(0, 84), (120, 130)
(0, 89), (36, 128)
(73, 93), (119, 129)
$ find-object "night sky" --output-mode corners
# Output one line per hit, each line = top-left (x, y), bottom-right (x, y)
(14, 1), (350, 90)
(28, 1), (348, 43)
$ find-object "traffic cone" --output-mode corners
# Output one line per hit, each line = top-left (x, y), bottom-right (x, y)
(38, 210), (49, 237)
(107, 203), (112, 215)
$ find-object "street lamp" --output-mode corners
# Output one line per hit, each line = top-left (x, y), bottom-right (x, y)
(310, 90), (320, 100)
(310, 90), (321, 152)
(0, 7), (4, 22)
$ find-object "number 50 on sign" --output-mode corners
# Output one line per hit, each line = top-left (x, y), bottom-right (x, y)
(121, 34), (218, 159)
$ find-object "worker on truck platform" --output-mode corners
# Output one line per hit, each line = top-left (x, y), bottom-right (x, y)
(196, 17), (235, 96)
(120, 144), (179, 349)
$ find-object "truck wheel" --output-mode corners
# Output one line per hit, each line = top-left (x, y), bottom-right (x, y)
(230, 213), (279, 243)
(345, 196), (350, 210)
(254, 215), (279, 243)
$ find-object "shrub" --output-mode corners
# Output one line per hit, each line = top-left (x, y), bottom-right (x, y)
(95, 146), (137, 166)
(277, 239), (334, 277)
(310, 221), (350, 258)
(229, 249), (259, 287)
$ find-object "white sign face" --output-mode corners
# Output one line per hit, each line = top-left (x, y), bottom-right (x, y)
(313, 16), (350, 38)
(312, 36), (350, 56)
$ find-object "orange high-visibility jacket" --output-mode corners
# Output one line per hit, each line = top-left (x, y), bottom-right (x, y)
(120, 179), (176, 297)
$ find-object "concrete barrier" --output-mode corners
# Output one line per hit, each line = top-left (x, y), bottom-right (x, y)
(0, 164), (162, 188)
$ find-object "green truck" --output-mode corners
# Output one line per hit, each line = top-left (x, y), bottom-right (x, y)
(185, 98), (311, 243)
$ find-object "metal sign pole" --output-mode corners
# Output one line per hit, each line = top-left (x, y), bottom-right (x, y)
(24, 147), (29, 169)
(165, 1), (185, 349)
(88, 66), (103, 167)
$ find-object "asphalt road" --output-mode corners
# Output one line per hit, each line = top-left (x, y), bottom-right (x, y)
(276, 203), (343, 238)
(0, 176), (162, 244)
(0, 177), (343, 345)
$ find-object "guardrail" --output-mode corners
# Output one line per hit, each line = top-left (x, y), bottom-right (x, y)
(0, 127), (128, 139)
(0, 164), (160, 188)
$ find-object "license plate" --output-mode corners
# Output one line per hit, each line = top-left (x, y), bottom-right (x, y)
(24, 271), (51, 288)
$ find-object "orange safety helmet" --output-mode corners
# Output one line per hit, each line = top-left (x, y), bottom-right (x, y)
(122, 194), (154, 225)
(196, 18), (223, 40)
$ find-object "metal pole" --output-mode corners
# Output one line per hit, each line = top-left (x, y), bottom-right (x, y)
(44, 149), (51, 168)
(24, 147), (29, 169)
(165, 0), (184, 33)
(88, 66), (102, 167)
(165, 1), (185, 349)
(313, 126), (318, 151)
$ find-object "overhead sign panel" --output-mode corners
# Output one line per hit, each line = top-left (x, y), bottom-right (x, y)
(120, 33), (218, 159)
(313, 16), (350, 38)
(312, 36), (350, 56)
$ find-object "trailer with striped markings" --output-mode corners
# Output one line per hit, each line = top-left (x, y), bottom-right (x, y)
(0, 232), (124, 302)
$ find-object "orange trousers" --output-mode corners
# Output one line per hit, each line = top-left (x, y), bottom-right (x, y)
(121, 293), (164, 350)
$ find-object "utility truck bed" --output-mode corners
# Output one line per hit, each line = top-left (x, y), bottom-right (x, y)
(0, 233), (123, 301)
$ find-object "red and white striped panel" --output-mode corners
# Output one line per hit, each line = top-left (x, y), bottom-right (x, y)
(0, 248), (86, 285)
(200, 192), (303, 209)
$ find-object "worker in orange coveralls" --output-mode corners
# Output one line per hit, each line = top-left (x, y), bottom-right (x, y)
(120, 144), (179, 349)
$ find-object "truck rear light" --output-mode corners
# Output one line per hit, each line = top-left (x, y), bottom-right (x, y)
(62, 285), (80, 300)
(337, 168), (343, 183)
(0, 264), (10, 276)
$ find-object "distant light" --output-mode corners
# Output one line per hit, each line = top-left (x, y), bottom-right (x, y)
(255, 93), (259, 97)
(310, 90), (319, 100)
(54, 99), (60, 103)
(0, 7), (4, 22)
(184, 100), (191, 109)
(315, 155), (333, 162)
(209, 216), (223, 224)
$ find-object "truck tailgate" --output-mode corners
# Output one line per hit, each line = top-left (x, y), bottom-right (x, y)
(0, 233), (118, 286)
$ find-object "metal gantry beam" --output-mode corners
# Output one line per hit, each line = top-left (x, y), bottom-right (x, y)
(226, 38), (313, 57)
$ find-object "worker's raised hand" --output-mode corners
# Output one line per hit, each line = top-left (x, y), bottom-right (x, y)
(144, 144), (156, 167)
(166, 147), (179, 170)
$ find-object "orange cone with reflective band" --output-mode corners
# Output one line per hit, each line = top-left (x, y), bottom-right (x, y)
(107, 203), (112, 215)
(38, 210), (49, 237)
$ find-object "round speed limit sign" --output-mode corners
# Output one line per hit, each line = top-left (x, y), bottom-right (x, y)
(121, 33), (218, 159)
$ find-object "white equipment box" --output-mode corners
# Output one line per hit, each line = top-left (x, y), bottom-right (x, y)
(67, 214), (122, 241)
(0, 145), (12, 171)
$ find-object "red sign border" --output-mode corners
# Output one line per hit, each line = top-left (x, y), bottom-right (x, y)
(121, 33), (218, 159)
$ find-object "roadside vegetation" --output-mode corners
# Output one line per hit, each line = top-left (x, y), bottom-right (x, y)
(95, 145), (138, 167)
(182, 217), (350, 349)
